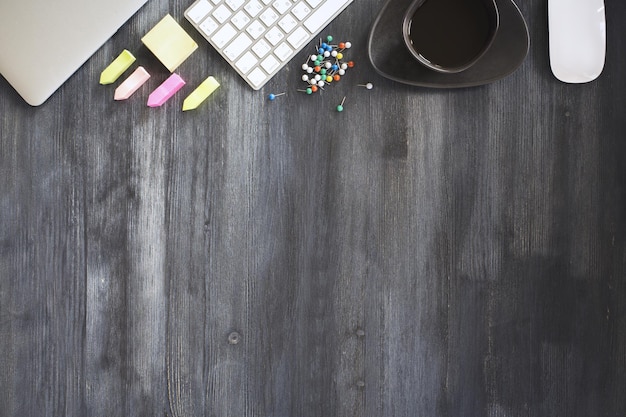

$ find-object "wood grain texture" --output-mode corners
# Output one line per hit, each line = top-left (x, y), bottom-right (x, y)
(1, 0), (626, 416)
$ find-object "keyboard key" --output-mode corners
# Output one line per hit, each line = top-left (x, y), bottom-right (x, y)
(244, 0), (264, 17)
(304, 0), (351, 33)
(305, 0), (322, 7)
(273, 42), (293, 61)
(187, 0), (213, 23)
(251, 39), (271, 58)
(199, 16), (219, 36)
(286, 26), (309, 49)
(278, 14), (297, 33)
(291, 2), (311, 20)
(235, 51), (258, 73)
(212, 4), (232, 24)
(212, 23), (237, 48)
(231, 10), (251, 30)
(272, 0), (291, 14)
(259, 8), (279, 26)
(223, 32), (252, 60)
(246, 20), (266, 39)
(261, 55), (280, 73)
(210, 0), (220, 4)
(225, 0), (244, 10)
(247, 68), (267, 88)
(264, 26), (284, 46)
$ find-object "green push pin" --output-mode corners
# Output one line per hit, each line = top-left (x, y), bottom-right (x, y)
(327, 35), (333, 43)
(336, 96), (346, 112)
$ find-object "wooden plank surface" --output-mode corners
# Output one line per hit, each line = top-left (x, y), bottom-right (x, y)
(1, 0), (626, 416)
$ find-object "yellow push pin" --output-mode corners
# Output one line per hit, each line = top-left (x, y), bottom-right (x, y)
(182, 76), (220, 111)
(100, 49), (136, 85)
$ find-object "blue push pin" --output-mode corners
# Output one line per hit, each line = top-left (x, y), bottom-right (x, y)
(268, 92), (285, 101)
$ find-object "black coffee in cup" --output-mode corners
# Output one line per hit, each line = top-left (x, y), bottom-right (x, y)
(402, 0), (499, 73)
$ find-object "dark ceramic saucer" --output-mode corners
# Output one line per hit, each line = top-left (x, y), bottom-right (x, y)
(368, 0), (530, 87)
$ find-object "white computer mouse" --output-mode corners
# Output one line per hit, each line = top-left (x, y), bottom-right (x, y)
(548, 0), (606, 83)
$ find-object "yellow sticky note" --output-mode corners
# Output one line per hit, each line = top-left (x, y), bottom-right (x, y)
(183, 76), (220, 111)
(142, 14), (198, 72)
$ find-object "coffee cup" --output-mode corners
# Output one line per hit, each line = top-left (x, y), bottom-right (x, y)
(402, 0), (500, 73)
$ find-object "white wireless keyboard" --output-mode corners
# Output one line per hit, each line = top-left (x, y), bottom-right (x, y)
(185, 0), (353, 89)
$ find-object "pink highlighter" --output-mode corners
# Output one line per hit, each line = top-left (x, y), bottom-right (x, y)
(147, 73), (186, 107)
(114, 67), (150, 100)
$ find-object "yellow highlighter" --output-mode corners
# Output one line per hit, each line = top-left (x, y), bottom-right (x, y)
(183, 76), (220, 111)
(100, 50), (136, 85)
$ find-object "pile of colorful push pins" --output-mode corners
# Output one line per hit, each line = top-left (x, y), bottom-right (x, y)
(298, 35), (354, 95)
(268, 35), (374, 112)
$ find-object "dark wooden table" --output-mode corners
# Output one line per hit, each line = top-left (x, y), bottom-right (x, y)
(2, 0), (625, 415)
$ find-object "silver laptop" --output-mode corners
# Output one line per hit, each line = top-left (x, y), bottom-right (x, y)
(0, 0), (148, 106)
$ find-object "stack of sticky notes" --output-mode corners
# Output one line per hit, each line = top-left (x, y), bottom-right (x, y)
(142, 14), (198, 72)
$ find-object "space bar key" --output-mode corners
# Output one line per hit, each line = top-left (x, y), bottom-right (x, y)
(303, 0), (352, 33)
